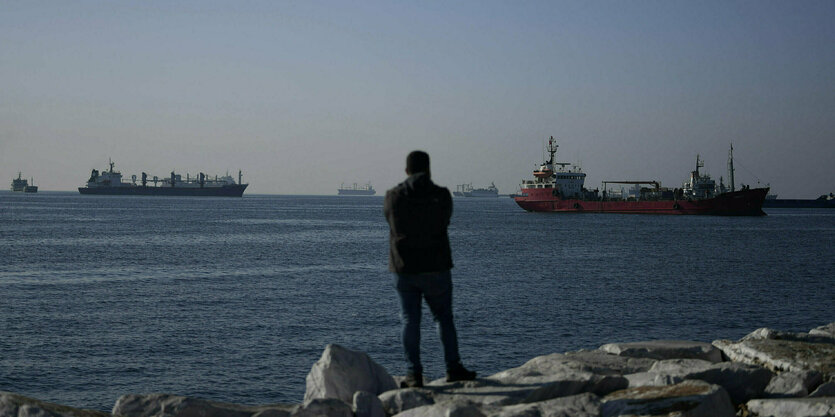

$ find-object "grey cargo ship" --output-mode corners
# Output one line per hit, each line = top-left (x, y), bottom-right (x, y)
(78, 160), (248, 197)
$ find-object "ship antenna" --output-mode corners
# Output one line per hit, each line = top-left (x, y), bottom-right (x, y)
(728, 143), (735, 192)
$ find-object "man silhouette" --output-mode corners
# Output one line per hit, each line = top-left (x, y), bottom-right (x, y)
(384, 150), (476, 388)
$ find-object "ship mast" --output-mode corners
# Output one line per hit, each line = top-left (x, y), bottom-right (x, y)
(546, 136), (558, 166)
(727, 143), (735, 192)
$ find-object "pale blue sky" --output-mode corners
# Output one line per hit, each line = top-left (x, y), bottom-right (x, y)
(2, 1), (833, 197)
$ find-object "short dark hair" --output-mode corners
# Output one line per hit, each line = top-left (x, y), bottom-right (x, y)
(406, 151), (430, 175)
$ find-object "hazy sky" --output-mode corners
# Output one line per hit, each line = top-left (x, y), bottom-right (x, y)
(2, 1), (833, 197)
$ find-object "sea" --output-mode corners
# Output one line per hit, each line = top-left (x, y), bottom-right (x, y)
(1, 191), (833, 411)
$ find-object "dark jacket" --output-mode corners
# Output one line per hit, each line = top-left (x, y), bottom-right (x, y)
(384, 173), (453, 274)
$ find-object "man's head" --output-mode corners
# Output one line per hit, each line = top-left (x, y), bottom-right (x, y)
(406, 150), (430, 177)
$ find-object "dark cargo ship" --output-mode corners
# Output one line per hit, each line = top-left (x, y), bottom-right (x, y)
(78, 160), (248, 197)
(762, 193), (835, 208)
(514, 137), (768, 216)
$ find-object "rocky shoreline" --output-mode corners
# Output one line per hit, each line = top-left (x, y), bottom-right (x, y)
(2, 323), (834, 417)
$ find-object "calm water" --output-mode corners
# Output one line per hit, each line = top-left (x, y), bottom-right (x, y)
(1, 191), (833, 410)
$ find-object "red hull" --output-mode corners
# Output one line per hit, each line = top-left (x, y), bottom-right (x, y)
(514, 187), (768, 216)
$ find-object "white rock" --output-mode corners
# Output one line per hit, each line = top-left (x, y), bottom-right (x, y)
(747, 397), (835, 417)
(353, 391), (385, 417)
(601, 380), (735, 417)
(303, 344), (397, 403)
(743, 327), (835, 344)
(486, 393), (601, 417)
(599, 340), (723, 363)
(0, 392), (110, 417)
(765, 370), (823, 397)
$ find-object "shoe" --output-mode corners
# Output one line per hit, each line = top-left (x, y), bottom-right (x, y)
(446, 365), (476, 382)
(400, 372), (424, 388)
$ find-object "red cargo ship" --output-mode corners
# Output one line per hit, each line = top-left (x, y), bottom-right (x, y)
(513, 137), (768, 216)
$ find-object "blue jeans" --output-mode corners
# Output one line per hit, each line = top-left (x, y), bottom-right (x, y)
(395, 270), (461, 375)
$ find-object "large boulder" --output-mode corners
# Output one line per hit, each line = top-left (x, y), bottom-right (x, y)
(600, 340), (723, 363)
(303, 344), (397, 403)
(712, 337), (835, 379)
(291, 399), (353, 417)
(377, 388), (434, 416)
(764, 370), (823, 397)
(352, 391), (385, 417)
(112, 394), (295, 417)
(487, 353), (628, 402)
(601, 380), (735, 417)
(625, 358), (773, 404)
(746, 397), (835, 417)
(0, 392), (110, 417)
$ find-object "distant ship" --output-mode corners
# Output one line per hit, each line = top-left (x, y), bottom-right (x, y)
(338, 182), (376, 196)
(453, 183), (499, 198)
(78, 160), (248, 197)
(513, 137), (768, 215)
(763, 193), (835, 208)
(10, 173), (37, 193)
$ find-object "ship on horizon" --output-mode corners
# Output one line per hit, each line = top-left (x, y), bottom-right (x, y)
(78, 160), (248, 197)
(10, 172), (38, 193)
(513, 137), (768, 215)
(337, 182), (376, 196)
(453, 183), (499, 197)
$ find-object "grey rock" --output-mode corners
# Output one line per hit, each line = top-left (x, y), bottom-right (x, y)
(601, 380), (735, 417)
(112, 394), (273, 417)
(625, 371), (685, 387)
(488, 353), (628, 401)
(377, 388), (434, 416)
(393, 402), (486, 417)
(0, 392), (110, 417)
(629, 359), (773, 404)
(290, 398), (353, 417)
(809, 381), (835, 397)
(562, 350), (657, 375)
(427, 379), (545, 406)
(747, 397), (835, 417)
(303, 344), (397, 403)
(765, 370), (823, 397)
(486, 393), (601, 417)
(352, 391), (384, 417)
(600, 340), (723, 363)
(712, 338), (835, 379)
(252, 409), (292, 417)
(810, 322), (835, 339)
